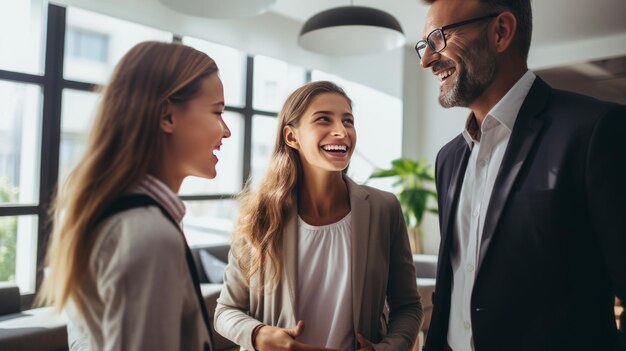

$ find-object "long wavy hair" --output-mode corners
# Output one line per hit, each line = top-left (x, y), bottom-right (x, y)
(233, 80), (351, 289)
(38, 41), (218, 315)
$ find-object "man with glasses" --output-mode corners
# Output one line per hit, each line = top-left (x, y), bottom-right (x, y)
(417, 1), (626, 350)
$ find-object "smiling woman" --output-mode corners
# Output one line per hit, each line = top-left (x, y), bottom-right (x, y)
(214, 80), (423, 351)
(285, 91), (356, 180)
(38, 41), (230, 350)
(162, 72), (230, 184)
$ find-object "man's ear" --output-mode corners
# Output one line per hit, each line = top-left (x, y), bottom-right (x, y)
(160, 100), (175, 134)
(283, 125), (299, 149)
(492, 12), (517, 53)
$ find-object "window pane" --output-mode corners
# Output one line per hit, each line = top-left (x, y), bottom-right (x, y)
(64, 7), (172, 85)
(0, 0), (45, 74)
(179, 112), (245, 195)
(311, 71), (403, 192)
(59, 89), (100, 184)
(0, 215), (38, 293)
(250, 115), (278, 188)
(253, 55), (306, 112)
(183, 37), (246, 108)
(183, 200), (237, 247)
(0, 81), (42, 204)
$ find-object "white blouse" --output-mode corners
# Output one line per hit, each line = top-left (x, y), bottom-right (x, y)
(296, 212), (354, 351)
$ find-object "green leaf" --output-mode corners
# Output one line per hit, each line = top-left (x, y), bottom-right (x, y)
(367, 158), (439, 227)
(368, 168), (398, 179)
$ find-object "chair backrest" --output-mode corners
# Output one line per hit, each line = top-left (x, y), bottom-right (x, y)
(191, 244), (231, 283)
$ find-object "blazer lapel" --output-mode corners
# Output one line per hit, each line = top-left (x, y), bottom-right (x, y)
(477, 78), (551, 273)
(282, 203), (299, 318)
(345, 176), (370, 333)
(440, 141), (472, 261)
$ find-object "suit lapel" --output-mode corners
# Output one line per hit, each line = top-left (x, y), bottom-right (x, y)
(477, 78), (551, 273)
(440, 140), (472, 259)
(345, 176), (370, 333)
(282, 203), (299, 318)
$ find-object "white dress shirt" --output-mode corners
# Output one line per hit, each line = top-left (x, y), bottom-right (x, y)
(447, 71), (536, 351)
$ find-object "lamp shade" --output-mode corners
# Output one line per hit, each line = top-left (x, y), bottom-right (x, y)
(158, 0), (277, 18)
(298, 6), (405, 56)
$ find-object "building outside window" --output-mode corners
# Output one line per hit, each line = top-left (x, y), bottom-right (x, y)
(66, 27), (109, 63)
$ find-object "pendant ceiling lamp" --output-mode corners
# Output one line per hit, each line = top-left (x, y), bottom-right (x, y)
(158, 0), (277, 18)
(298, 4), (405, 56)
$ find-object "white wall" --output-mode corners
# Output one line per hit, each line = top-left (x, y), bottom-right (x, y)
(528, 32), (626, 70)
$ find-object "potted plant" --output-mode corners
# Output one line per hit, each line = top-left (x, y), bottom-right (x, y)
(367, 158), (438, 254)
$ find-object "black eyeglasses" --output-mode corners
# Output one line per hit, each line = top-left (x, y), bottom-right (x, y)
(415, 13), (500, 59)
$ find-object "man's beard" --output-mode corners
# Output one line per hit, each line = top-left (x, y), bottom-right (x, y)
(439, 36), (497, 108)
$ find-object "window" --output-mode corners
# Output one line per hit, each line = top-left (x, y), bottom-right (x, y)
(253, 55), (306, 112)
(0, 0), (46, 74)
(0, 0), (47, 296)
(0, 81), (42, 205)
(183, 37), (247, 108)
(0, 3), (404, 301)
(59, 89), (100, 183)
(0, 215), (38, 292)
(250, 115), (279, 187)
(63, 7), (172, 85)
(183, 200), (237, 247)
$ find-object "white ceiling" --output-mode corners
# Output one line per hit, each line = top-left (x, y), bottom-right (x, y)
(271, 0), (626, 49)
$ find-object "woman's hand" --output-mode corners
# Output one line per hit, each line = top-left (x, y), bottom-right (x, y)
(254, 320), (338, 351)
(356, 333), (375, 351)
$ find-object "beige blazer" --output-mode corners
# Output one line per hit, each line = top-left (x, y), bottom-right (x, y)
(215, 176), (423, 351)
(66, 206), (210, 351)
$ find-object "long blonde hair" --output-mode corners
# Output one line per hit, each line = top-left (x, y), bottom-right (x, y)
(233, 81), (351, 289)
(38, 41), (218, 315)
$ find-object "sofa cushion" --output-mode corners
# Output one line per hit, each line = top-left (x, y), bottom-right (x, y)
(0, 307), (68, 351)
(191, 243), (230, 284)
(0, 284), (20, 316)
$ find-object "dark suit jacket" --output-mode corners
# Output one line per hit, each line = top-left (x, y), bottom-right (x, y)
(424, 77), (626, 351)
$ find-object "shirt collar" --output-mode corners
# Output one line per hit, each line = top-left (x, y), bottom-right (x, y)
(133, 174), (186, 224)
(462, 70), (536, 148)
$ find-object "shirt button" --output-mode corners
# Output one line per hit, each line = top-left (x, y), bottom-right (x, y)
(472, 208), (480, 217)
(464, 321), (471, 330)
(466, 263), (475, 272)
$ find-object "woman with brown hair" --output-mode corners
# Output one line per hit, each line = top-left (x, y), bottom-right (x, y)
(38, 41), (230, 350)
(215, 81), (422, 351)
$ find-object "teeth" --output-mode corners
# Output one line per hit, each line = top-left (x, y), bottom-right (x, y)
(322, 145), (348, 152)
(437, 69), (454, 81)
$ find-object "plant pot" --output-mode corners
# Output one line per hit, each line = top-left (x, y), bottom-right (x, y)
(408, 226), (423, 254)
